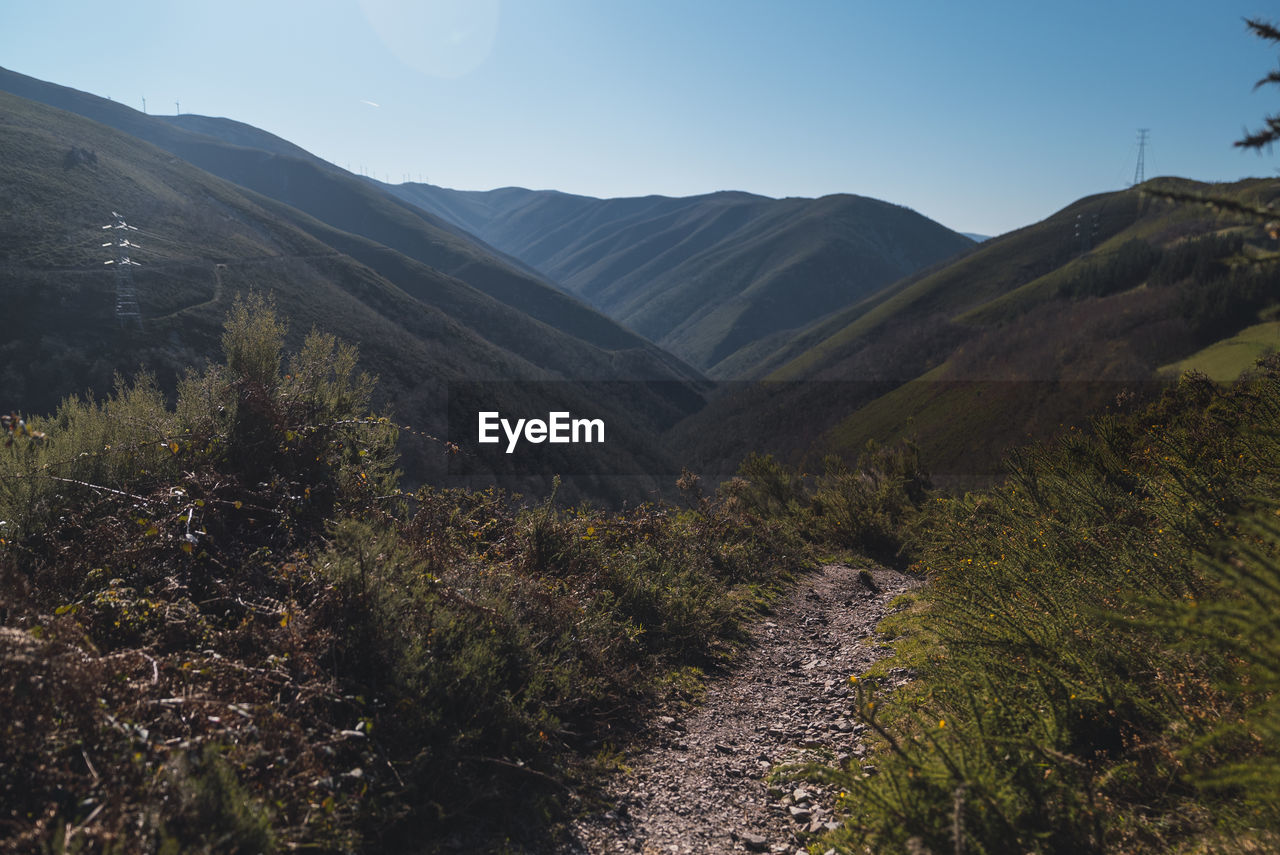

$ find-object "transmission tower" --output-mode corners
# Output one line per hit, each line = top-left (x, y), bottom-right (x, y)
(1073, 212), (1101, 254)
(1133, 129), (1149, 186)
(101, 211), (143, 329)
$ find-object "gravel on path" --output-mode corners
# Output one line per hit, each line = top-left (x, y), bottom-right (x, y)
(561, 563), (918, 855)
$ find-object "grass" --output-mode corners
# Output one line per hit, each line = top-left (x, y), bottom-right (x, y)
(1159, 320), (1280, 382)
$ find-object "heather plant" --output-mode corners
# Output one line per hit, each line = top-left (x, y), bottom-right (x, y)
(729, 451), (808, 518)
(156, 744), (276, 855)
(0, 298), (805, 852)
(302, 478), (806, 846)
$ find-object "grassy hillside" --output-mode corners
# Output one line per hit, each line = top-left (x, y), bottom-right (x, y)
(0, 89), (705, 500)
(764, 188), (1149, 381)
(807, 360), (1280, 853)
(388, 183), (975, 375)
(1159, 316), (1280, 381)
(0, 66), (662, 356)
(672, 178), (1280, 486)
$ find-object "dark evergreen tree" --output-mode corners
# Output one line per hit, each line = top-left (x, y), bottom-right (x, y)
(1238, 19), (1280, 151)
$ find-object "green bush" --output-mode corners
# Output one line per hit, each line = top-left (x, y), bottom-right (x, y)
(157, 745), (275, 855)
(808, 440), (930, 564)
(0, 296), (806, 852)
(809, 359), (1280, 854)
(720, 439), (931, 565)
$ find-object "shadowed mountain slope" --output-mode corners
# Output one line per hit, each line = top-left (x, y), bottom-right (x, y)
(387, 184), (975, 375)
(0, 66), (663, 357)
(0, 67), (971, 383)
(0, 88), (706, 500)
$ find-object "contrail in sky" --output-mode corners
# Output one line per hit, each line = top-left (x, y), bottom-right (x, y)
(360, 99), (380, 108)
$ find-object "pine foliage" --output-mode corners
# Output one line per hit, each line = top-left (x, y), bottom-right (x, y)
(1239, 19), (1280, 151)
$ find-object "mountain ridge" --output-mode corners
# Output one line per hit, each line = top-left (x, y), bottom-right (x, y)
(386, 182), (975, 375)
(668, 177), (1280, 484)
(2, 64), (973, 381)
(0, 85), (706, 500)
(0, 66), (659, 358)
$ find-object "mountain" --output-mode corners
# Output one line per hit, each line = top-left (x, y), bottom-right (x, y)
(0, 86), (707, 501)
(385, 184), (976, 376)
(0, 66), (983, 409)
(961, 232), (991, 242)
(0, 66), (671, 359)
(668, 178), (1280, 484)
(10, 65), (1272, 496)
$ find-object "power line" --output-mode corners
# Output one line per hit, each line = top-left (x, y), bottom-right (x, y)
(1073, 211), (1100, 255)
(1133, 128), (1149, 186)
(129, 226), (188, 248)
(101, 211), (143, 329)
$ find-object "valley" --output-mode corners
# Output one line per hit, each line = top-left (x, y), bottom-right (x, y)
(2, 23), (1280, 854)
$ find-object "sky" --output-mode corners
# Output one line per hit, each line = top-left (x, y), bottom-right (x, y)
(3, 0), (1280, 236)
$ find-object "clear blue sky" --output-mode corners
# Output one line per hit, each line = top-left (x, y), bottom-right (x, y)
(3, 0), (1279, 236)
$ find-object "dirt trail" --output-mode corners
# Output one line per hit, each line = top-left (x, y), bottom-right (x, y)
(561, 564), (917, 854)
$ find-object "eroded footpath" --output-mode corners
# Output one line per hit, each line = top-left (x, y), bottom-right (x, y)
(561, 564), (918, 854)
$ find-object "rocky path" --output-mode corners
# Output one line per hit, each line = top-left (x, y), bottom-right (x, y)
(561, 564), (917, 854)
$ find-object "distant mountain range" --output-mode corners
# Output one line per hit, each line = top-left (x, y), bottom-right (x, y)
(385, 183), (976, 375)
(3, 64), (1274, 497)
(1, 64), (977, 382)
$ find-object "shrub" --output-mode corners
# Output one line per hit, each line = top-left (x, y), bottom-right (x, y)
(720, 439), (932, 565)
(0, 297), (806, 852)
(157, 745), (275, 855)
(808, 440), (930, 565)
(808, 357), (1280, 853)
